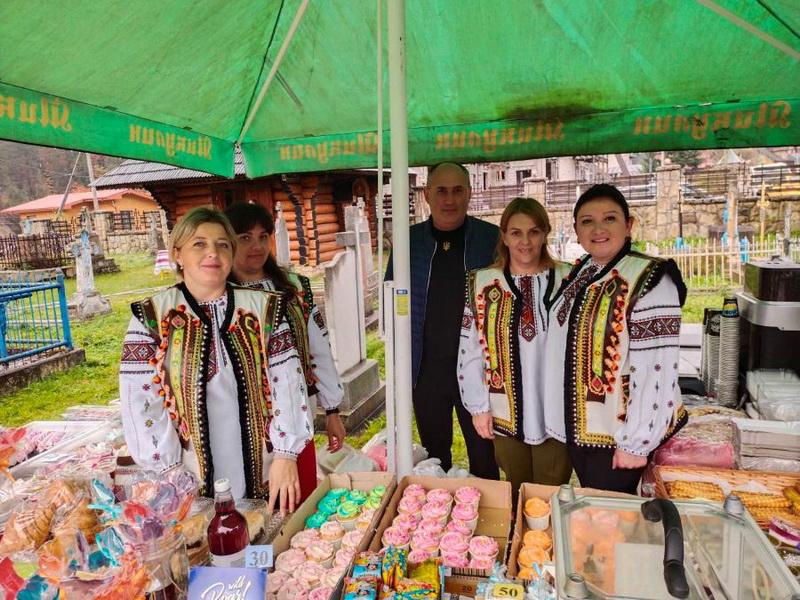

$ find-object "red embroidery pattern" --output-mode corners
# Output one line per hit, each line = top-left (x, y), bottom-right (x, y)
(121, 341), (156, 363)
(557, 264), (600, 326)
(629, 316), (681, 340)
(518, 275), (537, 342)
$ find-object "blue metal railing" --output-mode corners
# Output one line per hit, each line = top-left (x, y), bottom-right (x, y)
(0, 270), (73, 368)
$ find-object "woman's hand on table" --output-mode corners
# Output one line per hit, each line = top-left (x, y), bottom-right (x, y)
(268, 457), (301, 515)
(472, 413), (495, 440)
(612, 448), (648, 470)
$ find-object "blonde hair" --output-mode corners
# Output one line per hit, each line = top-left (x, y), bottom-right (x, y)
(170, 206), (237, 280)
(494, 197), (554, 271)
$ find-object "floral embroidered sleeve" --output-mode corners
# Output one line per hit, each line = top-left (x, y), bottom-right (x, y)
(119, 315), (181, 472)
(615, 276), (682, 456)
(307, 305), (344, 410)
(458, 297), (491, 416)
(266, 318), (312, 460)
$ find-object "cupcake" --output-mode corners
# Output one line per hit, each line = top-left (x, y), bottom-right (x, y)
(523, 497), (550, 531)
(334, 547), (355, 569)
(369, 485), (387, 498)
(305, 512), (329, 529)
(347, 490), (368, 506)
(469, 536), (499, 561)
(418, 517), (446, 535)
(439, 531), (469, 555)
(469, 556), (495, 570)
(308, 587), (333, 600)
(296, 561), (326, 588)
(274, 549), (306, 574)
(517, 567), (540, 581)
(410, 531), (441, 555)
(291, 528), (321, 551)
(381, 526), (410, 550)
(397, 495), (423, 515)
(329, 488), (349, 500)
(392, 512), (420, 532)
(454, 486), (481, 509)
(441, 552), (469, 568)
(364, 495), (382, 510)
(517, 546), (549, 570)
(266, 571), (289, 596)
(403, 484), (427, 502)
(421, 501), (450, 524)
(320, 567), (347, 588)
(445, 518), (473, 536)
(523, 529), (551, 552)
(335, 501), (361, 531)
(319, 521), (345, 548)
(277, 579), (308, 600)
(451, 502), (479, 530)
(305, 540), (335, 568)
(355, 511), (374, 531)
(426, 488), (453, 506)
(317, 496), (340, 517)
(407, 549), (432, 564)
(341, 530), (364, 552)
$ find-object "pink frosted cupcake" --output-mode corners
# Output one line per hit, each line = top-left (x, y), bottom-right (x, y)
(454, 486), (481, 509)
(469, 556), (495, 570)
(381, 526), (410, 550)
(305, 540), (335, 568)
(334, 547), (355, 569)
(296, 561), (326, 588)
(439, 531), (469, 555)
(418, 517), (446, 536)
(402, 484), (427, 503)
(267, 571), (289, 596)
(319, 521), (345, 549)
(410, 531), (441, 555)
(275, 548), (307, 574)
(441, 552), (469, 568)
(355, 508), (376, 531)
(320, 567), (347, 589)
(407, 549), (433, 564)
(277, 580), (308, 600)
(445, 518), (474, 536)
(421, 501), (450, 524)
(392, 512), (420, 532)
(291, 528), (321, 551)
(451, 502), (479, 531)
(308, 587), (333, 600)
(469, 535), (499, 562)
(397, 495), (424, 515)
(341, 530), (364, 552)
(426, 488), (453, 506)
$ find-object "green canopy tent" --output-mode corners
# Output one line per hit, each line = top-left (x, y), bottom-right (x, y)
(0, 0), (798, 475)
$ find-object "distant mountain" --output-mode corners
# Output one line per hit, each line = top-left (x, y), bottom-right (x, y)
(0, 141), (124, 209)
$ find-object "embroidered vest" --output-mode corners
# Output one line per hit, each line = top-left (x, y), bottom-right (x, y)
(131, 284), (284, 498)
(551, 249), (687, 448)
(466, 263), (566, 439)
(285, 272), (319, 396)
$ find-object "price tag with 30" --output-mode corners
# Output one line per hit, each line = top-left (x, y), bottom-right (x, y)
(244, 545), (273, 570)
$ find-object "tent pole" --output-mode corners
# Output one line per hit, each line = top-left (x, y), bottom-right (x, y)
(376, 0), (385, 339)
(237, 0), (310, 143)
(387, 0), (413, 477)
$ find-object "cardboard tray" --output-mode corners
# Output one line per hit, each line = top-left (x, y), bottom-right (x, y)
(368, 475), (513, 597)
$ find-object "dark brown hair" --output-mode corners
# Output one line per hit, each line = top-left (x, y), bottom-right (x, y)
(494, 197), (554, 271)
(224, 202), (294, 294)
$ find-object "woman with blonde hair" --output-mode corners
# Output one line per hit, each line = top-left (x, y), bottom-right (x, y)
(458, 197), (572, 493)
(119, 206), (310, 514)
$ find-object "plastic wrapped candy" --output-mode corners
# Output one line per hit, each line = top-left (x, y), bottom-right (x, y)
(94, 527), (126, 567)
(381, 546), (408, 590)
(16, 574), (58, 600)
(0, 557), (25, 597)
(343, 576), (378, 600)
(91, 556), (151, 600)
(88, 480), (121, 523)
(37, 532), (90, 583)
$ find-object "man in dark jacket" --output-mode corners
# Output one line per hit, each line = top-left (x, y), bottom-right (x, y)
(387, 162), (500, 479)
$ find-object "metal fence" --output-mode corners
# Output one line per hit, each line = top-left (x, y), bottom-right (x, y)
(0, 271), (73, 369)
(646, 237), (800, 290)
(0, 234), (73, 270)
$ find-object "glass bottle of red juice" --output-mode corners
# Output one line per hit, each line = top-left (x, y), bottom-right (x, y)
(207, 478), (249, 567)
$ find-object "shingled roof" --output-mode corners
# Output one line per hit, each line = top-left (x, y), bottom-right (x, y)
(94, 149), (246, 188)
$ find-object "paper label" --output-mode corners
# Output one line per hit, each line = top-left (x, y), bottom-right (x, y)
(210, 547), (246, 568)
(244, 545), (273, 569)
(396, 288), (409, 316)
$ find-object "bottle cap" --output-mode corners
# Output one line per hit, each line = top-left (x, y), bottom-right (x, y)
(214, 478), (231, 494)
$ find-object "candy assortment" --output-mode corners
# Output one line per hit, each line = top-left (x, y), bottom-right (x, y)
(269, 485), (387, 600)
(343, 547), (442, 600)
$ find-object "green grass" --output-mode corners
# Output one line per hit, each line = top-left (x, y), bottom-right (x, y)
(0, 253), (169, 426)
(682, 290), (726, 324)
